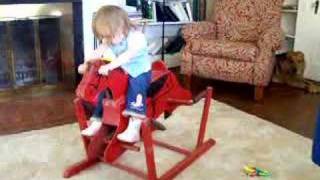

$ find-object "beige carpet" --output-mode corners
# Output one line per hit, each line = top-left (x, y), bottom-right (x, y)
(1, 100), (320, 180)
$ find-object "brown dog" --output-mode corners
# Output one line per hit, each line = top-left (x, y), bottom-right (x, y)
(273, 51), (320, 93)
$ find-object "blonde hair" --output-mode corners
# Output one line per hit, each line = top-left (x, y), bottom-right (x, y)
(92, 5), (135, 44)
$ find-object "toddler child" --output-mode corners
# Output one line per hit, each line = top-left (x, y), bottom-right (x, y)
(78, 5), (151, 143)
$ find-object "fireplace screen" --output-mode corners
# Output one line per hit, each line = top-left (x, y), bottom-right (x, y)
(39, 18), (62, 84)
(12, 19), (37, 86)
(0, 16), (64, 91)
(0, 21), (10, 89)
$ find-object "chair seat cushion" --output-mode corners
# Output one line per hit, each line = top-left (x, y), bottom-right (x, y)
(189, 39), (258, 62)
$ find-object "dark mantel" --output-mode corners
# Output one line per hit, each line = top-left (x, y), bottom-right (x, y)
(0, 0), (84, 83)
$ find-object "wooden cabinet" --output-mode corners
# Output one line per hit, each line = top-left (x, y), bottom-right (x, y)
(278, 0), (299, 54)
(279, 0), (320, 81)
(136, 21), (190, 68)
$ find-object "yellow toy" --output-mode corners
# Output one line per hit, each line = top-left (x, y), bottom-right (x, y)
(243, 165), (271, 177)
(101, 48), (116, 62)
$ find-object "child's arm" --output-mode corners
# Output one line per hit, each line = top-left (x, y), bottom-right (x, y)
(99, 31), (147, 75)
(78, 43), (108, 74)
(85, 43), (108, 63)
(99, 48), (139, 74)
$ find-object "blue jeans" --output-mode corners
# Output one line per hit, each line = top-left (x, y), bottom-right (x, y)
(92, 71), (151, 119)
(92, 91), (106, 118)
(124, 71), (151, 118)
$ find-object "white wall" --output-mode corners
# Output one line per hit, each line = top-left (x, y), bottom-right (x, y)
(82, 0), (125, 59)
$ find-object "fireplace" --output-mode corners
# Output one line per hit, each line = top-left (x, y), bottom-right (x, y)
(0, 0), (83, 135)
(0, 17), (62, 89)
(0, 2), (82, 92)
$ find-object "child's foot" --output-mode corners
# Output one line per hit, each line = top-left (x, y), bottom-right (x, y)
(81, 118), (102, 136)
(117, 117), (142, 143)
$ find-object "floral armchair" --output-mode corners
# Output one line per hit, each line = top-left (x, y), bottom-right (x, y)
(181, 0), (284, 100)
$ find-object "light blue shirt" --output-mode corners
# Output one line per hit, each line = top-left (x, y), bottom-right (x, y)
(110, 30), (151, 78)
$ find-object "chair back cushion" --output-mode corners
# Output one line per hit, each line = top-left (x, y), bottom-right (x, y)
(189, 39), (258, 62)
(213, 0), (283, 42)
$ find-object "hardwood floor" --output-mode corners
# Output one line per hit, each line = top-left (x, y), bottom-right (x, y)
(0, 73), (319, 139)
(188, 75), (320, 139)
(0, 89), (75, 135)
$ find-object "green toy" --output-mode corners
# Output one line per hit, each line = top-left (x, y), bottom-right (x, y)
(243, 165), (271, 177)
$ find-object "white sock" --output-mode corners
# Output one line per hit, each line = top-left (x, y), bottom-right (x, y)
(90, 116), (101, 122)
(117, 117), (142, 143)
(81, 118), (102, 136)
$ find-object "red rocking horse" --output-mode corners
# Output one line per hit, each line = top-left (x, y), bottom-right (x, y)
(63, 60), (216, 179)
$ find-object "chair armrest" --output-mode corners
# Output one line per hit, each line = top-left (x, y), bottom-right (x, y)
(182, 21), (216, 41)
(257, 26), (284, 51)
(254, 26), (283, 86)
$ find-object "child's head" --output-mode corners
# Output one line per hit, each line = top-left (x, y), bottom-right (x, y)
(93, 5), (135, 45)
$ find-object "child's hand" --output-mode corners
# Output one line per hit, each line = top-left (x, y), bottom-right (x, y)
(78, 63), (88, 74)
(98, 64), (113, 76)
(102, 48), (116, 62)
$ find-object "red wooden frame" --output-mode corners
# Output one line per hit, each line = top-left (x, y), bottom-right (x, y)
(64, 87), (215, 179)
(63, 61), (216, 179)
